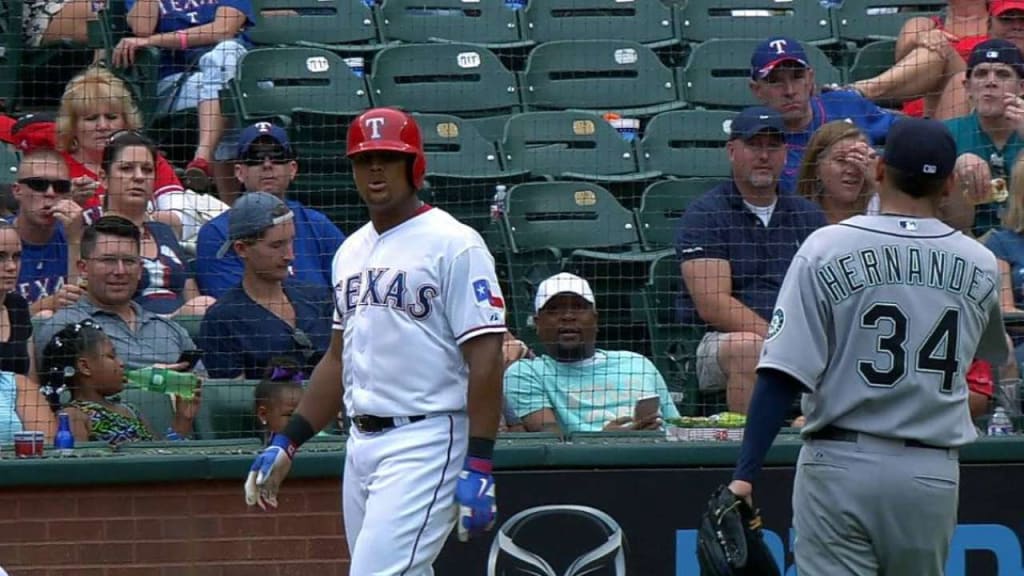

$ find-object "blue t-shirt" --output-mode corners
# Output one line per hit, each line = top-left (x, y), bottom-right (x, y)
(195, 199), (346, 299)
(17, 224), (68, 305)
(124, 0), (254, 78)
(985, 228), (1024, 309)
(944, 113), (1024, 237)
(136, 221), (191, 315)
(503, 350), (681, 435)
(780, 91), (899, 193)
(674, 181), (828, 326)
(198, 282), (333, 379)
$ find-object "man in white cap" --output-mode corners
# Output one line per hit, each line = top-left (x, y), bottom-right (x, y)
(503, 272), (679, 436)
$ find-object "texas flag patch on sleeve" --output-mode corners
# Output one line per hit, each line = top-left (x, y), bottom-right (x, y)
(473, 278), (505, 309)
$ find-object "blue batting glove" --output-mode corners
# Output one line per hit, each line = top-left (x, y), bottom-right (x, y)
(455, 457), (496, 542)
(244, 434), (296, 510)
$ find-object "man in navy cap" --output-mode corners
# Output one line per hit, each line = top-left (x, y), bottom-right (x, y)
(945, 38), (1024, 236)
(675, 106), (827, 413)
(749, 36), (900, 193)
(194, 121), (346, 299)
(727, 117), (1008, 576)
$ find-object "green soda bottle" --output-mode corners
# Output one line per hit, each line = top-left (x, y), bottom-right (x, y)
(124, 367), (198, 399)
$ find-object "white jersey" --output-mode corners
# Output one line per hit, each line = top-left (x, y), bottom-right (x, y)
(331, 206), (506, 417)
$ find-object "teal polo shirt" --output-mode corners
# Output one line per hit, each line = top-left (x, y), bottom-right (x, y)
(944, 113), (1024, 236)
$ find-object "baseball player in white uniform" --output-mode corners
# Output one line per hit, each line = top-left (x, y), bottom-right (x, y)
(725, 118), (1010, 575)
(244, 107), (507, 575)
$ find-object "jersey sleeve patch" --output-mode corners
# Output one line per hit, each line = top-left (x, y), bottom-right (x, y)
(766, 307), (785, 342)
(472, 278), (504, 309)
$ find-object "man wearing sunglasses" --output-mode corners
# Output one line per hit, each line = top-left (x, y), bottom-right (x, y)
(11, 148), (86, 316)
(194, 121), (345, 300)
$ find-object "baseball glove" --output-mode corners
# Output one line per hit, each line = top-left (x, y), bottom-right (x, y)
(696, 485), (780, 576)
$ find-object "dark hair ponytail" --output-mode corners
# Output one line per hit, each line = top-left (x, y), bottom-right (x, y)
(39, 320), (107, 413)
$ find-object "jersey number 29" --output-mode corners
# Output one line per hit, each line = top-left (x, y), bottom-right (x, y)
(858, 303), (960, 393)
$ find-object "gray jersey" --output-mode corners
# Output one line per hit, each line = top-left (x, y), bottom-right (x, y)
(759, 215), (1009, 447)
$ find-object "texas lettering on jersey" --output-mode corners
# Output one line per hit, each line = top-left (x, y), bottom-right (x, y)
(339, 267), (439, 320)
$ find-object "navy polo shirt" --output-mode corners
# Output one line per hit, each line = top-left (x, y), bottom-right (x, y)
(198, 282), (334, 379)
(674, 180), (827, 326)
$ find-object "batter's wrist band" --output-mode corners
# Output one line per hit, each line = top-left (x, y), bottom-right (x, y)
(467, 437), (495, 460)
(281, 414), (316, 449)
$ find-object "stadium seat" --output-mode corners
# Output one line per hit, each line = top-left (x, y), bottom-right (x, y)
(523, 0), (678, 48)
(246, 0), (381, 51)
(118, 389), (176, 439)
(174, 315), (203, 342)
(200, 379), (260, 440)
(677, 0), (834, 45)
(499, 111), (656, 183)
(834, 0), (944, 43)
(847, 39), (897, 83)
(637, 253), (704, 415)
(635, 178), (723, 251)
(679, 39), (842, 109)
(0, 144), (19, 186)
(521, 40), (685, 117)
(640, 110), (735, 178)
(0, 0), (21, 110)
(370, 43), (521, 118)
(378, 0), (531, 49)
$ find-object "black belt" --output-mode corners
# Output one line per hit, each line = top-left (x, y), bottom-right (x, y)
(809, 426), (946, 451)
(353, 414), (426, 433)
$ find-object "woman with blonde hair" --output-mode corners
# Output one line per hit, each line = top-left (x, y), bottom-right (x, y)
(796, 120), (878, 224)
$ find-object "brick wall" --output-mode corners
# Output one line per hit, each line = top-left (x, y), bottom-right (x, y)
(0, 479), (350, 575)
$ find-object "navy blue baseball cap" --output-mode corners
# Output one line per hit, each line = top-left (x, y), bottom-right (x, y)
(237, 121), (294, 159)
(967, 38), (1024, 78)
(729, 106), (785, 141)
(882, 118), (956, 179)
(751, 37), (810, 80)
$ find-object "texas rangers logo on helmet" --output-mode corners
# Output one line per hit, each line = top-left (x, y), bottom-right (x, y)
(365, 117), (385, 139)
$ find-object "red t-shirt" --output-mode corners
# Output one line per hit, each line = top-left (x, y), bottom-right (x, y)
(902, 16), (988, 117)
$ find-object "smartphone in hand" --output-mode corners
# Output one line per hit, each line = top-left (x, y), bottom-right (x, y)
(177, 349), (204, 371)
(633, 395), (661, 422)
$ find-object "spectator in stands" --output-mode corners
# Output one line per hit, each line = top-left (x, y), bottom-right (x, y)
(503, 272), (680, 437)
(850, 0), (988, 120)
(984, 156), (1024, 359)
(100, 130), (214, 317)
(945, 39), (1024, 236)
(23, 0), (92, 47)
(0, 222), (37, 376)
(35, 216), (199, 370)
(54, 68), (184, 217)
(39, 319), (200, 443)
(199, 192), (332, 379)
(254, 357), (305, 444)
(195, 122), (344, 298)
(676, 106), (827, 414)
(796, 121), (879, 224)
(0, 371), (56, 443)
(12, 148), (85, 316)
(114, 0), (254, 192)
(748, 36), (899, 192)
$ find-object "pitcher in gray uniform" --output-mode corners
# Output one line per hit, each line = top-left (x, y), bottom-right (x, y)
(725, 117), (1010, 576)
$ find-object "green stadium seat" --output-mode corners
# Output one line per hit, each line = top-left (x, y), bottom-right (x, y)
(200, 379), (260, 439)
(369, 43), (521, 118)
(848, 39), (897, 83)
(677, 0), (834, 45)
(640, 110), (735, 178)
(521, 40), (685, 117)
(0, 144), (19, 186)
(499, 111), (656, 183)
(635, 178), (722, 251)
(523, 0), (678, 48)
(118, 389), (176, 438)
(379, 0), (530, 49)
(0, 0), (21, 110)
(637, 253), (704, 415)
(174, 314), (203, 342)
(679, 39), (842, 109)
(247, 0), (381, 51)
(834, 0), (944, 43)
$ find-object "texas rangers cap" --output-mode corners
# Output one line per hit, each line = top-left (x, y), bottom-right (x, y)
(535, 273), (596, 313)
(882, 118), (956, 179)
(237, 121), (294, 160)
(991, 0), (1024, 16)
(750, 36), (810, 80)
(729, 106), (785, 141)
(216, 191), (294, 257)
(967, 38), (1024, 78)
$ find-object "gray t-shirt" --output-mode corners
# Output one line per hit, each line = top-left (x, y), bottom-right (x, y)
(759, 215), (1009, 448)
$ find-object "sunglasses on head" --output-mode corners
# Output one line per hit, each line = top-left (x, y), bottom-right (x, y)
(19, 177), (71, 195)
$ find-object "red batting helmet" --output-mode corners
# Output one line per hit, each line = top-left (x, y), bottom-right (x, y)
(346, 107), (426, 190)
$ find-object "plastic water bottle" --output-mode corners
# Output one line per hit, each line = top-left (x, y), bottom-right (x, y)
(165, 427), (183, 441)
(344, 57), (365, 78)
(490, 185), (508, 222)
(504, 0), (526, 10)
(54, 412), (74, 456)
(818, 0), (843, 7)
(988, 407), (1014, 436)
(124, 367), (199, 399)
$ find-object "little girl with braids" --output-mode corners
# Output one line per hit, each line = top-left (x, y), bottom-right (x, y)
(40, 320), (199, 444)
